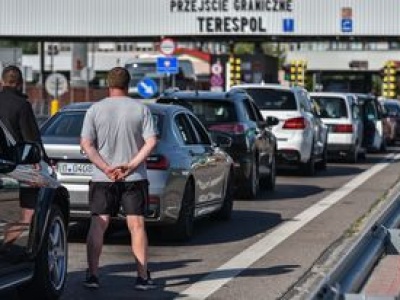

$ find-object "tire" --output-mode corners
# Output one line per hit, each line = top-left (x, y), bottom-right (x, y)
(213, 171), (234, 221)
(262, 154), (276, 191)
(243, 158), (259, 199)
(167, 181), (195, 241)
(380, 138), (387, 153)
(347, 147), (358, 163)
(19, 205), (68, 300)
(300, 146), (315, 176)
(316, 145), (328, 171)
(359, 149), (367, 160)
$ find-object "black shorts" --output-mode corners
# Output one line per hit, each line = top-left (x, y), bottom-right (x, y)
(88, 180), (148, 216)
(19, 188), (39, 209)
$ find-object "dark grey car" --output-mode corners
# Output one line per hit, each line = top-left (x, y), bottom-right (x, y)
(41, 102), (234, 241)
(157, 89), (278, 199)
(0, 121), (70, 299)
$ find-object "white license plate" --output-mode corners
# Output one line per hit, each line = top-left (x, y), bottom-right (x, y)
(57, 162), (93, 176)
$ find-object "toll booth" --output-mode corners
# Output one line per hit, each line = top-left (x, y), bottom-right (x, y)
(209, 54), (278, 91)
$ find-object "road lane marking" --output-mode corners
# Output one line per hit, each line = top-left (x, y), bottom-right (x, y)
(180, 153), (400, 299)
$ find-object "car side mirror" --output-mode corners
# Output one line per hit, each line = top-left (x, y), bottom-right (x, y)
(210, 132), (232, 148)
(265, 116), (279, 127)
(0, 160), (16, 173)
(14, 142), (41, 165)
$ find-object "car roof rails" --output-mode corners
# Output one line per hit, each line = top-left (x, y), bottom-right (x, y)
(227, 88), (248, 98)
(162, 87), (180, 96)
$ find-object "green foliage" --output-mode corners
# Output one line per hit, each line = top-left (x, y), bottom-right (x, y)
(233, 42), (287, 68)
(0, 40), (37, 54)
(234, 43), (254, 54)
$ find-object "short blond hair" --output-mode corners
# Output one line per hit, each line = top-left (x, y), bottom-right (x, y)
(107, 67), (130, 89)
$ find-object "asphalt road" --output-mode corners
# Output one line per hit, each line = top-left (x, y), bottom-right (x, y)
(5, 147), (400, 300)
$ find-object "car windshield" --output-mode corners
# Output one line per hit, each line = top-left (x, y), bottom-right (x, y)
(240, 88), (297, 110)
(311, 96), (348, 118)
(41, 110), (163, 137)
(163, 99), (237, 125)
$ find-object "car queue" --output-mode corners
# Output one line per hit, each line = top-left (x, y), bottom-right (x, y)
(38, 84), (392, 242)
(0, 79), (394, 299)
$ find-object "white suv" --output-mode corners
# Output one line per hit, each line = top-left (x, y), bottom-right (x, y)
(230, 83), (327, 175)
(310, 92), (365, 163)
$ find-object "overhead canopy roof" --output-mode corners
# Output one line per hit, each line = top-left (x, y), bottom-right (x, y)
(1, 0), (400, 41)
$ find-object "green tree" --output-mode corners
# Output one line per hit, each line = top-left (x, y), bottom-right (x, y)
(0, 40), (38, 54)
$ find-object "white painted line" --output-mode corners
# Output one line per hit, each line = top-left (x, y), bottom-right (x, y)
(179, 153), (400, 299)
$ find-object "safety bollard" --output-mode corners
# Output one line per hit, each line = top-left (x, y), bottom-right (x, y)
(50, 99), (60, 116)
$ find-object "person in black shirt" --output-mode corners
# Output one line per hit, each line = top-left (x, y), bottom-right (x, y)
(0, 66), (41, 144)
(0, 65), (45, 245)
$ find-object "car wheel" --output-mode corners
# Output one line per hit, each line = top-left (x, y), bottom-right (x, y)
(262, 154), (276, 191)
(380, 137), (387, 153)
(347, 147), (358, 163)
(243, 159), (259, 199)
(19, 205), (67, 300)
(300, 146), (315, 176)
(167, 181), (195, 241)
(316, 144), (328, 171)
(212, 171), (234, 220)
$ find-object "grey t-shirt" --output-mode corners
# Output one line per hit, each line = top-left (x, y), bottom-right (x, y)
(81, 97), (156, 182)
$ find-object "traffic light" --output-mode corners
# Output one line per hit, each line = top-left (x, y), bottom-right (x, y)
(289, 60), (307, 86)
(382, 60), (397, 98)
(229, 56), (241, 87)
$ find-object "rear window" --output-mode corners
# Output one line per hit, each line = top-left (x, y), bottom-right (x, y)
(311, 96), (348, 118)
(160, 98), (237, 125)
(150, 113), (163, 136)
(384, 102), (400, 115)
(41, 111), (85, 137)
(41, 111), (163, 137)
(240, 88), (297, 110)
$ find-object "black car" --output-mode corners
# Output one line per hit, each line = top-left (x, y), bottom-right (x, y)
(157, 89), (279, 199)
(0, 121), (70, 299)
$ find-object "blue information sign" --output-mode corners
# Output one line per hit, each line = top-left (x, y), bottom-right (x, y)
(156, 56), (179, 74)
(341, 19), (353, 33)
(283, 18), (294, 33)
(137, 78), (158, 99)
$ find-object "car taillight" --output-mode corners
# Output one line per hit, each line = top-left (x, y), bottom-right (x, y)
(208, 123), (245, 134)
(332, 124), (353, 133)
(283, 117), (307, 129)
(146, 155), (169, 170)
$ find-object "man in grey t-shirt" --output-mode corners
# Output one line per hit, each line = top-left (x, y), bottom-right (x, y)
(80, 67), (157, 290)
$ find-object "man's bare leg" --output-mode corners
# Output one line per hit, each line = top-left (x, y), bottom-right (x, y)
(126, 215), (148, 278)
(86, 214), (109, 276)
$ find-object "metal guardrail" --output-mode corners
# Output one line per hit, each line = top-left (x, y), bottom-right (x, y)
(308, 189), (400, 299)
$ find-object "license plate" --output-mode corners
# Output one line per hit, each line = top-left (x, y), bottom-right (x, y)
(57, 162), (93, 176)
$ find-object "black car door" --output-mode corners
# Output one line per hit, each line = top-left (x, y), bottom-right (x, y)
(0, 125), (36, 274)
(243, 98), (272, 177)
